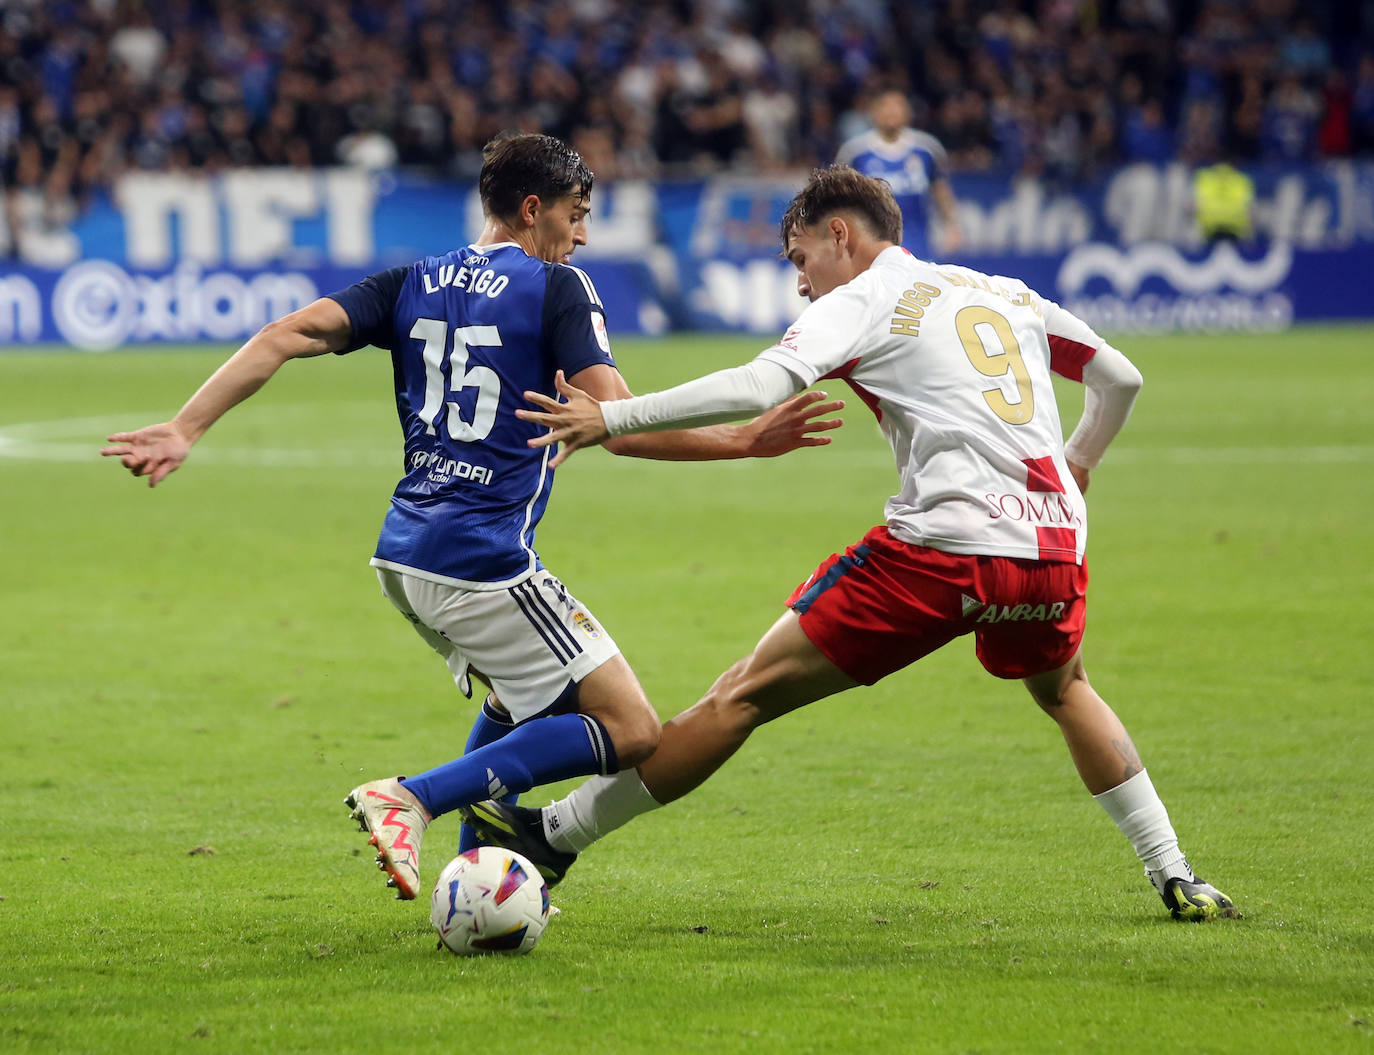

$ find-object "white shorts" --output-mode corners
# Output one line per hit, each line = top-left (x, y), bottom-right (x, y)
(375, 566), (621, 723)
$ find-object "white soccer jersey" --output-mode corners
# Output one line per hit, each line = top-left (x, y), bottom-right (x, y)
(757, 247), (1110, 564)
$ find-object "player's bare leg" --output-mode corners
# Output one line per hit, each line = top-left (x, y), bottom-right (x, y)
(635, 610), (858, 802)
(571, 653), (662, 769)
(1024, 651), (1238, 920)
(462, 611), (857, 883)
(1022, 651), (1141, 795)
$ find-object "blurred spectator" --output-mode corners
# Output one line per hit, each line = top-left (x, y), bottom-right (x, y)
(107, 7), (165, 87)
(677, 49), (749, 168)
(1121, 98), (1175, 165)
(836, 88), (963, 258)
(742, 72), (800, 172)
(1262, 73), (1321, 160)
(1176, 98), (1222, 165)
(1228, 74), (1267, 158)
(1318, 69), (1354, 157)
(1280, 17), (1331, 78)
(0, 85), (21, 181)
(1354, 54), (1374, 154)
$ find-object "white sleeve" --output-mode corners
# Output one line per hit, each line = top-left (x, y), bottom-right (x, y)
(753, 281), (869, 386)
(1041, 296), (1110, 374)
(601, 358), (803, 435)
(1063, 344), (1143, 469)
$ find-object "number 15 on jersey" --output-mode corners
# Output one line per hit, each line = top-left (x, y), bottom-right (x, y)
(410, 318), (503, 442)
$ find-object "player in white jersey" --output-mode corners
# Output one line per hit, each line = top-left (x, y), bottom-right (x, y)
(463, 166), (1237, 922)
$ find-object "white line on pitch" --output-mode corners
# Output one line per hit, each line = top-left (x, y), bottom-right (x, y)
(1, 411), (1370, 468)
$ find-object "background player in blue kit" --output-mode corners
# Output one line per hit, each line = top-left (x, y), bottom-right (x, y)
(836, 89), (963, 260)
(102, 132), (842, 901)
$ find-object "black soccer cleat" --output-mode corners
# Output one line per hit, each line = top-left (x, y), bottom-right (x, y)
(1160, 875), (1240, 921)
(459, 800), (578, 888)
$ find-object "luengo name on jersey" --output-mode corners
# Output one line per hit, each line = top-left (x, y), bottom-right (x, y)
(422, 262), (510, 298)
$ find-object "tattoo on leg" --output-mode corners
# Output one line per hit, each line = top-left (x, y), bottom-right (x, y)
(1111, 736), (1143, 781)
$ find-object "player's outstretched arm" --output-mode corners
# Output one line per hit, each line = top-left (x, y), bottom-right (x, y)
(518, 371), (609, 468)
(726, 391), (845, 459)
(519, 361), (842, 468)
(102, 298), (353, 486)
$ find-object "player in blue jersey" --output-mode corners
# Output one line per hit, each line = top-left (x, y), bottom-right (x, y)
(835, 89), (963, 260)
(102, 132), (842, 901)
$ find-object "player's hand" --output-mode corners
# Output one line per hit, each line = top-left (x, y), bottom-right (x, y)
(1067, 459), (1090, 495)
(739, 391), (845, 458)
(517, 371), (608, 468)
(101, 421), (192, 487)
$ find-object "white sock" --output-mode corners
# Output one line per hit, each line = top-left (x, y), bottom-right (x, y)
(542, 769), (662, 853)
(1092, 769), (1192, 889)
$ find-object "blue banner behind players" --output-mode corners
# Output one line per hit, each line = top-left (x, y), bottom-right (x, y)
(2, 161), (1372, 348)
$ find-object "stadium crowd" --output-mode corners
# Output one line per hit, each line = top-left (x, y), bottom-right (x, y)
(1, 0), (1371, 243)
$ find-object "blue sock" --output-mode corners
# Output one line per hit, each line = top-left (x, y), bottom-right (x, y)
(401, 712), (618, 819)
(458, 698), (517, 853)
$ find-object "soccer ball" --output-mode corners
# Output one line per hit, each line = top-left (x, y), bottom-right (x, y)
(430, 846), (550, 956)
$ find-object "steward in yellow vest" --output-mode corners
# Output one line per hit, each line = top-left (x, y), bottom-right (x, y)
(1192, 161), (1255, 244)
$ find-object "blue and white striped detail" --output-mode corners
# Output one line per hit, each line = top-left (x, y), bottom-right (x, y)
(559, 263), (603, 308)
(578, 713), (615, 775)
(510, 579), (583, 665)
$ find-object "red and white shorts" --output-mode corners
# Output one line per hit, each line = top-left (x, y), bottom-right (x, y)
(786, 525), (1088, 683)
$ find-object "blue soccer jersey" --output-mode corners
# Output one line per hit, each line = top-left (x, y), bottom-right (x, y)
(836, 128), (948, 259)
(327, 243), (616, 587)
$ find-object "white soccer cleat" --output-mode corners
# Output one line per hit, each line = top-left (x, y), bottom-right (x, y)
(345, 778), (429, 900)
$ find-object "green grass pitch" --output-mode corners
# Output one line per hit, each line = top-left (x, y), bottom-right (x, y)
(1, 327), (1371, 1054)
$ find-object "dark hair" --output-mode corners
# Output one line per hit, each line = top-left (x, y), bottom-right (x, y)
(779, 165), (903, 250)
(479, 133), (594, 221)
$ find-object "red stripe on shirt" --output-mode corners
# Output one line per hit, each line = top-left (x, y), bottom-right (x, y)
(1048, 334), (1097, 382)
(1023, 455), (1066, 493)
(1036, 526), (1078, 561)
(821, 357), (883, 422)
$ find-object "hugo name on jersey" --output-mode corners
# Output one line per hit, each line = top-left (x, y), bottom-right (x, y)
(758, 247), (1105, 564)
(327, 244), (615, 587)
